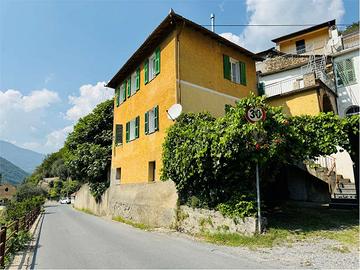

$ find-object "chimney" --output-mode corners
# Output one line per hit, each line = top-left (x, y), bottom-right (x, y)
(210, 13), (215, 33)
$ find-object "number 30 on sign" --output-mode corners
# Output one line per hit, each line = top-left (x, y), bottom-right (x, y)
(245, 107), (266, 123)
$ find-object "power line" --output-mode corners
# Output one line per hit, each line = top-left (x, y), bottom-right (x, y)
(200, 23), (353, 27)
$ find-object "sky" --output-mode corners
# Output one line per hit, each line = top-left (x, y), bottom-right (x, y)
(0, 0), (359, 154)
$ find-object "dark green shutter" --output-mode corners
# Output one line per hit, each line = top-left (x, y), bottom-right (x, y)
(127, 78), (131, 97)
(223, 55), (231, 80)
(115, 124), (123, 145)
(240, 61), (246, 85)
(115, 87), (120, 107)
(136, 67), (140, 90)
(126, 122), (130, 143)
(154, 106), (159, 131)
(258, 82), (265, 96)
(155, 48), (160, 75)
(122, 82), (126, 102)
(135, 116), (140, 139)
(144, 59), (149, 84)
(145, 111), (149, 134)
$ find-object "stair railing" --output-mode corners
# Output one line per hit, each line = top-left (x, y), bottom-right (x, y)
(314, 155), (337, 194)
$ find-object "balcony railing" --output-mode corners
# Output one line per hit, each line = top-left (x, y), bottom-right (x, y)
(261, 75), (305, 97)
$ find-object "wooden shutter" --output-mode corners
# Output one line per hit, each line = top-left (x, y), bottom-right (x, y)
(155, 48), (160, 75)
(154, 106), (159, 131)
(144, 59), (149, 84)
(145, 111), (149, 135)
(223, 55), (231, 80)
(135, 116), (140, 139)
(115, 124), (123, 145)
(126, 122), (130, 143)
(127, 78), (131, 97)
(240, 61), (247, 85)
(136, 67), (140, 90)
(258, 82), (265, 95)
(121, 82), (126, 102)
(115, 87), (120, 107)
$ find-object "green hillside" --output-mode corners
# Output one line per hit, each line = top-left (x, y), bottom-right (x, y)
(0, 157), (29, 185)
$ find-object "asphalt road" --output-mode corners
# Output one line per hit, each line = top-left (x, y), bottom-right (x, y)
(32, 203), (281, 269)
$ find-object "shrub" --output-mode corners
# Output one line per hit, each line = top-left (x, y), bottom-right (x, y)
(89, 182), (109, 202)
(216, 194), (257, 219)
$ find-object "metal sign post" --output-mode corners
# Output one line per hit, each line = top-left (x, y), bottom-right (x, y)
(245, 106), (266, 234)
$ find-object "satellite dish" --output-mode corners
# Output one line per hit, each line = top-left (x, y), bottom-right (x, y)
(167, 104), (182, 120)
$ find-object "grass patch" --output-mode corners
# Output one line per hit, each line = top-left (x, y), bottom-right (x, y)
(112, 216), (152, 231)
(75, 207), (97, 216)
(202, 202), (359, 249)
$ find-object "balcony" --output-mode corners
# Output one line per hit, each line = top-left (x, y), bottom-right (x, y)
(260, 72), (335, 98)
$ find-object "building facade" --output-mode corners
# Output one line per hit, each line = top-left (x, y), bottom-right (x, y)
(107, 12), (259, 185)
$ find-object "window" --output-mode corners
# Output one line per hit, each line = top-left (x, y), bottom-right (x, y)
(148, 161), (156, 182)
(223, 54), (246, 85)
(126, 116), (140, 142)
(119, 83), (126, 104)
(115, 168), (121, 182)
(145, 106), (159, 134)
(115, 124), (123, 145)
(336, 58), (356, 87)
(144, 48), (160, 84)
(296, 39), (306, 54)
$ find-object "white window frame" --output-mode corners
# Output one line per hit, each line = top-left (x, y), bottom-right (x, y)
(230, 57), (240, 84)
(131, 71), (137, 96)
(129, 119), (136, 141)
(148, 53), (156, 82)
(119, 84), (126, 103)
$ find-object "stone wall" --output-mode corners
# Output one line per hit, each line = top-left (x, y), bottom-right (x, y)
(74, 181), (178, 228)
(177, 206), (266, 235)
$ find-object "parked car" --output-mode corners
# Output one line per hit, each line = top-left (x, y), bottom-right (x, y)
(59, 198), (71, 204)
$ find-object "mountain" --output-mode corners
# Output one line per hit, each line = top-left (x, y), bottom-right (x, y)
(0, 140), (44, 173)
(0, 157), (29, 185)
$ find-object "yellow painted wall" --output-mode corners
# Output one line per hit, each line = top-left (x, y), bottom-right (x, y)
(278, 27), (329, 54)
(267, 89), (320, 116)
(112, 32), (177, 184)
(179, 27), (257, 108)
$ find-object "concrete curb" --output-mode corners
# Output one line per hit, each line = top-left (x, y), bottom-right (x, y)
(6, 211), (44, 270)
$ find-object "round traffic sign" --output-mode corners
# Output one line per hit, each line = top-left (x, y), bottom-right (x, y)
(245, 107), (266, 123)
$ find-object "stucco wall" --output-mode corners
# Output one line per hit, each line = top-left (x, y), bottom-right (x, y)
(74, 181), (178, 228)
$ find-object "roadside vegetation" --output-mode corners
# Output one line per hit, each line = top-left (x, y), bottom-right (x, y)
(112, 216), (152, 231)
(162, 94), (359, 219)
(26, 99), (113, 201)
(202, 203), (359, 251)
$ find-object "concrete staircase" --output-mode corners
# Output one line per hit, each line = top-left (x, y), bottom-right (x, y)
(306, 160), (358, 209)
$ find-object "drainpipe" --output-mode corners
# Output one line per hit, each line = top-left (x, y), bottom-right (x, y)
(175, 22), (185, 104)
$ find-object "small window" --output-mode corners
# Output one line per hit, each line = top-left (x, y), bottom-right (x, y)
(120, 83), (126, 103)
(296, 40), (306, 54)
(115, 168), (121, 182)
(223, 55), (246, 85)
(148, 161), (156, 182)
(126, 116), (140, 143)
(230, 58), (240, 84)
(145, 48), (160, 84)
(149, 53), (156, 81)
(145, 106), (159, 134)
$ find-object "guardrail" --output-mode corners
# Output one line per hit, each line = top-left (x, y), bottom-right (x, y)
(0, 207), (40, 267)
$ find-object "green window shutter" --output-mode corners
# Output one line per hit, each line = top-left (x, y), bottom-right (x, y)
(127, 78), (131, 97)
(155, 47), (160, 75)
(223, 55), (231, 80)
(258, 82), (265, 96)
(136, 67), (140, 90)
(135, 116), (140, 139)
(144, 59), (149, 84)
(240, 61), (247, 85)
(145, 111), (149, 135)
(115, 124), (123, 145)
(121, 82), (126, 102)
(126, 122), (130, 143)
(154, 106), (159, 131)
(115, 87), (120, 107)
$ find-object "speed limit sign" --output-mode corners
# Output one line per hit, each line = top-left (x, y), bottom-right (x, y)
(245, 107), (266, 123)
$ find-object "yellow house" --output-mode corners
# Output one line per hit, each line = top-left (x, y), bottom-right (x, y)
(106, 11), (259, 185)
(272, 20), (336, 55)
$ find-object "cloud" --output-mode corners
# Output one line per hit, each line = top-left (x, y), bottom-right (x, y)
(45, 125), (74, 150)
(0, 88), (60, 112)
(220, 0), (345, 52)
(66, 81), (113, 121)
(21, 142), (41, 151)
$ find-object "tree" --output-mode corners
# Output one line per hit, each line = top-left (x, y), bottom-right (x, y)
(64, 99), (113, 184)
